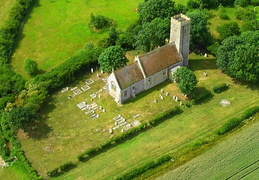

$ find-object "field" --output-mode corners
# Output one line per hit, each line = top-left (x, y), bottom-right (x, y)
(10, 0), (188, 78)
(157, 113), (259, 180)
(18, 54), (259, 179)
(0, 0), (16, 27)
(0, 161), (30, 180)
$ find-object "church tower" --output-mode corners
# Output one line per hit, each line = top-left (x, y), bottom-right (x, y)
(169, 14), (191, 66)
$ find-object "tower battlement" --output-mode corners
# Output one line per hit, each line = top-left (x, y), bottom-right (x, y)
(171, 14), (190, 24)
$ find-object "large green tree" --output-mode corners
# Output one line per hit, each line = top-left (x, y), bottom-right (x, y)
(138, 0), (176, 23)
(216, 31), (259, 82)
(134, 18), (170, 52)
(217, 22), (240, 41)
(174, 67), (198, 96)
(98, 46), (127, 73)
(186, 10), (211, 49)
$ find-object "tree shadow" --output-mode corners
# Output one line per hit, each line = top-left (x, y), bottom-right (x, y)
(24, 96), (56, 140)
(191, 87), (214, 105)
(9, 0), (41, 63)
(233, 79), (259, 91)
(189, 58), (218, 71)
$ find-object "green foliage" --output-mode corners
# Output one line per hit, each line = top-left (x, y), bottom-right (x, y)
(98, 46), (126, 73)
(251, 0), (259, 5)
(23, 58), (38, 76)
(216, 106), (259, 135)
(242, 20), (259, 32)
(213, 83), (229, 93)
(234, 0), (251, 6)
(219, 12), (230, 20)
(138, 0), (176, 23)
(134, 18), (170, 51)
(235, 8), (256, 21)
(35, 45), (102, 91)
(207, 41), (219, 56)
(216, 31), (259, 82)
(174, 67), (198, 96)
(217, 22), (240, 40)
(88, 13), (115, 30)
(186, 10), (212, 49)
(187, 0), (200, 9)
(115, 155), (172, 180)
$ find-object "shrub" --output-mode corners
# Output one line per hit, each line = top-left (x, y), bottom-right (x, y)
(191, 89), (212, 104)
(251, 0), (259, 5)
(116, 155), (171, 180)
(187, 0), (200, 9)
(219, 12), (230, 20)
(213, 83), (229, 93)
(24, 58), (39, 76)
(47, 168), (59, 177)
(234, 0), (251, 7)
(88, 13), (115, 30)
(59, 161), (73, 171)
(216, 106), (259, 135)
(235, 9), (256, 21)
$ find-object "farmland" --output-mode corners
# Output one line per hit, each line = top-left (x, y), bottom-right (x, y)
(18, 54), (259, 178)
(157, 113), (259, 180)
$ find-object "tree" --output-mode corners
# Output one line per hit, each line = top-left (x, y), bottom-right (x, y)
(234, 0), (251, 7)
(23, 58), (39, 76)
(174, 67), (198, 96)
(138, 0), (176, 23)
(216, 31), (259, 82)
(98, 46), (127, 73)
(187, 0), (200, 9)
(217, 22), (240, 41)
(134, 18), (170, 52)
(88, 13), (115, 30)
(186, 10), (212, 49)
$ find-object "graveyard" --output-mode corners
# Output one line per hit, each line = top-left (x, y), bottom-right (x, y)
(18, 54), (259, 178)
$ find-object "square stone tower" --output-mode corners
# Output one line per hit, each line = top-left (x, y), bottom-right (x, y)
(169, 14), (191, 66)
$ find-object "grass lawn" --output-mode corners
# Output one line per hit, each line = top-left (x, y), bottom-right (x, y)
(157, 113), (259, 180)
(10, 0), (188, 78)
(0, 0), (16, 27)
(0, 161), (30, 180)
(18, 54), (259, 179)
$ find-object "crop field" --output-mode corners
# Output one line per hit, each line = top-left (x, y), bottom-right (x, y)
(18, 54), (259, 179)
(0, 0), (16, 27)
(157, 113), (259, 180)
(10, 0), (187, 78)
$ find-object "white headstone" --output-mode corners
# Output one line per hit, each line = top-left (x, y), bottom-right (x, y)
(91, 68), (94, 73)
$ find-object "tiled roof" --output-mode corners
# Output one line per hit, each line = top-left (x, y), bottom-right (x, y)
(114, 62), (144, 89)
(138, 43), (182, 77)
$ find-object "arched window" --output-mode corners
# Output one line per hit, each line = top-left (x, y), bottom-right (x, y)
(111, 81), (116, 91)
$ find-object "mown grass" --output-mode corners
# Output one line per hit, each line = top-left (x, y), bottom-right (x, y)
(157, 113), (259, 180)
(0, 0), (16, 27)
(0, 161), (30, 180)
(18, 54), (259, 179)
(10, 0), (187, 78)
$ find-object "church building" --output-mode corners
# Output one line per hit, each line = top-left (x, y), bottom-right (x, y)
(107, 14), (191, 103)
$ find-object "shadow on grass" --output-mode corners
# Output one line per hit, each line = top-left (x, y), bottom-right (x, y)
(49, 164), (78, 178)
(192, 87), (214, 105)
(24, 96), (56, 140)
(233, 79), (259, 91)
(9, 0), (42, 63)
(189, 58), (218, 71)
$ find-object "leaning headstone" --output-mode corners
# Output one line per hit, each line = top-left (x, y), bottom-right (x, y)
(101, 70), (104, 73)
(203, 72), (207, 76)
(179, 101), (183, 106)
(175, 97), (178, 101)
(102, 109), (106, 112)
(98, 94), (101, 98)
(165, 92), (169, 96)
(204, 53), (208, 57)
(91, 68), (94, 73)
(160, 89), (164, 93)
(160, 95), (164, 100)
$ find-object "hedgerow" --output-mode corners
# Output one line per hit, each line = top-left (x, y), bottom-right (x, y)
(47, 161), (74, 177)
(216, 106), (259, 135)
(213, 83), (229, 93)
(115, 155), (172, 180)
(77, 107), (181, 161)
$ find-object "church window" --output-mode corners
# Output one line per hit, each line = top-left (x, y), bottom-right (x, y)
(148, 77), (152, 85)
(111, 81), (116, 91)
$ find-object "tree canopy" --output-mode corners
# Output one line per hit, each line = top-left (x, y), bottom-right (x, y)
(186, 10), (211, 49)
(217, 22), (240, 41)
(216, 31), (259, 83)
(174, 67), (198, 96)
(134, 18), (170, 52)
(24, 58), (39, 76)
(138, 0), (176, 23)
(98, 46), (127, 73)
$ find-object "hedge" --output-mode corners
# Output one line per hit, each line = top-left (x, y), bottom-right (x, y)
(213, 83), (229, 93)
(216, 106), (259, 135)
(47, 161), (74, 177)
(77, 107), (181, 161)
(115, 155), (172, 180)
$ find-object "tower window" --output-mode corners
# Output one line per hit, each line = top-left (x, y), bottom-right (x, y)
(111, 81), (116, 91)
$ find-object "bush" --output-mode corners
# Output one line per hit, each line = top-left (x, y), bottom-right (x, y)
(213, 83), (229, 93)
(59, 161), (73, 171)
(219, 12), (230, 20)
(234, 0), (251, 6)
(191, 89), (212, 104)
(235, 9), (256, 21)
(187, 0), (200, 9)
(88, 13), (115, 30)
(251, 0), (259, 5)
(47, 168), (59, 177)
(116, 155), (171, 180)
(216, 106), (259, 135)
